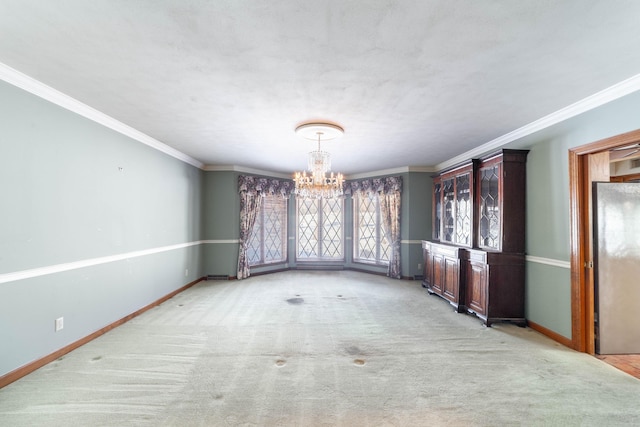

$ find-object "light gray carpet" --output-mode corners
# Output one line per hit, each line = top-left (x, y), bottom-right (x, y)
(1, 270), (639, 426)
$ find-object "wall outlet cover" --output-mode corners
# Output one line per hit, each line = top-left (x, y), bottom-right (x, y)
(55, 317), (64, 332)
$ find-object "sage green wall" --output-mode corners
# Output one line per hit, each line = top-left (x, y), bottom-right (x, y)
(506, 90), (640, 339)
(203, 171), (240, 241)
(202, 170), (432, 279)
(0, 81), (204, 377)
(522, 138), (573, 337)
(403, 172), (432, 278)
(202, 171), (241, 277)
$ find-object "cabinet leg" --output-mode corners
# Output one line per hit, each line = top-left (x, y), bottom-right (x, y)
(484, 318), (527, 328)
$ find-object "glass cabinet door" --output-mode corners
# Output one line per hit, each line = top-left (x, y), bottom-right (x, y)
(433, 180), (442, 240)
(455, 173), (471, 246)
(442, 178), (455, 243)
(479, 164), (500, 249)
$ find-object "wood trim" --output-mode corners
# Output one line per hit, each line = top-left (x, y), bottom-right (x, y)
(528, 320), (573, 349)
(570, 129), (640, 156)
(569, 128), (640, 353)
(610, 172), (640, 182)
(0, 277), (205, 390)
(582, 151), (609, 355)
(569, 148), (585, 352)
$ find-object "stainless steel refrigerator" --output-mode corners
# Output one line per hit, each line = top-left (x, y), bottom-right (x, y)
(593, 182), (640, 354)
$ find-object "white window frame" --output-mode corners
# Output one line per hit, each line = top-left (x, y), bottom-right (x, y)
(353, 192), (390, 266)
(247, 195), (288, 267)
(296, 197), (344, 261)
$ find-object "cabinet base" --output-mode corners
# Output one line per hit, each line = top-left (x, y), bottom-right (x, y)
(466, 309), (527, 327)
(424, 281), (527, 325)
(423, 285), (465, 313)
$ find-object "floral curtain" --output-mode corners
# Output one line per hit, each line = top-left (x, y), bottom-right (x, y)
(345, 176), (402, 278)
(237, 175), (294, 279)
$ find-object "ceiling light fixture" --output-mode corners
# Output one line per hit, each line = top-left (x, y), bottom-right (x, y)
(293, 122), (345, 199)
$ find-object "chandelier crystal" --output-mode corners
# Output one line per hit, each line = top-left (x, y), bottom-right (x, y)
(293, 122), (345, 199)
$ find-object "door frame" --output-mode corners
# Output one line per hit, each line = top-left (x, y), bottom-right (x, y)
(569, 128), (640, 353)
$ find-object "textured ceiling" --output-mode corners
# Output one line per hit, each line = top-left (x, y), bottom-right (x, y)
(2, 1), (640, 175)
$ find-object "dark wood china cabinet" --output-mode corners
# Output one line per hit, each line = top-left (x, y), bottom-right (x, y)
(423, 149), (529, 326)
(432, 161), (477, 246)
(424, 160), (476, 311)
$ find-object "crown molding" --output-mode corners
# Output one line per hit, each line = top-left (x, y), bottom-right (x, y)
(203, 164), (434, 180)
(346, 165), (435, 180)
(0, 62), (204, 169)
(435, 73), (640, 172)
(203, 164), (292, 179)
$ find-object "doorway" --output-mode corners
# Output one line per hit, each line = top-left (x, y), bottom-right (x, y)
(569, 128), (640, 354)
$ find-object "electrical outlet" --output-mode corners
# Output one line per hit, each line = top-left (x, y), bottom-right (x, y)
(55, 317), (64, 332)
(185, 269), (189, 277)
(418, 263), (422, 270)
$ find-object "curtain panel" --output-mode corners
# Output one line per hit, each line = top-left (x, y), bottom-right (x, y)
(237, 175), (294, 279)
(345, 176), (403, 279)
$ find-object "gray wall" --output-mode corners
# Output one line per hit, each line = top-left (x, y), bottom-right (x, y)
(202, 171), (241, 277)
(4, 73), (640, 378)
(403, 172), (432, 278)
(0, 81), (204, 377)
(506, 90), (640, 339)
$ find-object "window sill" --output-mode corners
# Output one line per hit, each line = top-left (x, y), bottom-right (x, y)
(352, 260), (389, 268)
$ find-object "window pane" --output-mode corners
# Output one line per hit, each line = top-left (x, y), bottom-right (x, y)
(297, 198), (319, 258)
(263, 197), (287, 262)
(296, 197), (343, 260)
(247, 214), (262, 265)
(353, 193), (389, 265)
(248, 195), (287, 266)
(356, 193), (377, 261)
(322, 198), (343, 258)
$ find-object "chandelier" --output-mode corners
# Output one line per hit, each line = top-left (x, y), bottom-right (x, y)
(293, 122), (345, 199)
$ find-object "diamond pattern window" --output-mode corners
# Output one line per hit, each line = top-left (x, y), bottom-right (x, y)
(479, 165), (501, 249)
(247, 195), (288, 266)
(353, 193), (390, 265)
(296, 197), (343, 260)
(455, 174), (471, 246)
